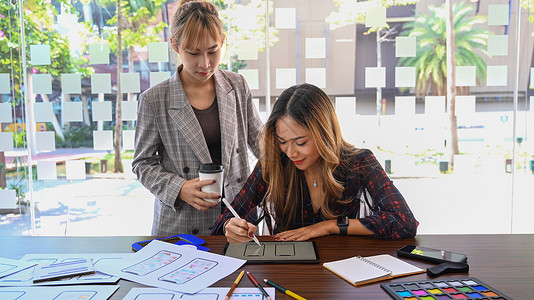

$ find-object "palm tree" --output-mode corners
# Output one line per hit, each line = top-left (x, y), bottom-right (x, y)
(398, 1), (489, 169)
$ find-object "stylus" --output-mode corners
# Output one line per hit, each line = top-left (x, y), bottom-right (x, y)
(222, 198), (262, 247)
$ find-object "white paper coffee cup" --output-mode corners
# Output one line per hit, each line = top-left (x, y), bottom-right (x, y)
(198, 163), (224, 203)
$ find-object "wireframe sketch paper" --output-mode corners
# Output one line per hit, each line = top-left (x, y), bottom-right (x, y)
(0, 258), (36, 279)
(0, 285), (119, 300)
(0, 253), (131, 286)
(96, 240), (247, 294)
(323, 254), (424, 286)
(123, 286), (276, 300)
(33, 258), (95, 283)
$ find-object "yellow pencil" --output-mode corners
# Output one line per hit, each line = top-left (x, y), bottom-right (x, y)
(225, 270), (245, 300)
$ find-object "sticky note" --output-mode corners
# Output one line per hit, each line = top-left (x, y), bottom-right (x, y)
(37, 161), (57, 180)
(488, 4), (509, 26)
(425, 96), (446, 115)
(61, 74), (82, 94)
(237, 40), (258, 60)
(335, 97), (356, 116)
(395, 67), (416, 88)
(122, 100), (138, 121)
(92, 101), (112, 122)
(0, 132), (14, 151)
(34, 102), (55, 122)
(305, 68), (326, 88)
(0, 190), (17, 209)
(305, 38), (326, 59)
(396, 36), (416, 57)
(395, 96), (416, 115)
(36, 131), (56, 152)
(89, 44), (110, 64)
(0, 103), (12, 123)
(487, 65), (507, 86)
(487, 35), (508, 56)
(93, 130), (113, 151)
(365, 67), (386, 88)
(122, 130), (135, 150)
(66, 160), (86, 180)
(455, 95), (476, 116)
(120, 73), (140, 93)
(62, 102), (83, 123)
(91, 73), (112, 94)
(275, 68), (296, 89)
(235, 11), (256, 30)
(238, 69), (259, 90)
(0, 73), (10, 94)
(275, 8), (296, 29)
(455, 66), (476, 86)
(148, 42), (169, 63)
(32, 74), (52, 95)
(150, 72), (170, 87)
(30, 45), (51, 65)
(366, 6), (386, 28)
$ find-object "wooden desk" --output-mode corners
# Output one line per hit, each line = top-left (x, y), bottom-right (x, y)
(1, 234), (533, 299)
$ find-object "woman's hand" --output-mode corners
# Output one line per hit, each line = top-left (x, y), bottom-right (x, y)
(273, 220), (335, 241)
(224, 218), (258, 244)
(178, 178), (221, 211)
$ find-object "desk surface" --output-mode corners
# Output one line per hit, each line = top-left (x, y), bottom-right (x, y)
(1, 234), (532, 299)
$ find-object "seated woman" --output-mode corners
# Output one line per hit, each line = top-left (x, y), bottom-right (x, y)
(212, 83), (418, 242)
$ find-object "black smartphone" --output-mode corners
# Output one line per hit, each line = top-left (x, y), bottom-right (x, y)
(397, 245), (468, 264)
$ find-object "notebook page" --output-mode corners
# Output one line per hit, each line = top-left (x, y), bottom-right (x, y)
(323, 256), (390, 284)
(364, 254), (424, 277)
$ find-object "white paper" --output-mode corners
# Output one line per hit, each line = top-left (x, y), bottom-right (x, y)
(455, 95), (476, 116)
(275, 8), (296, 29)
(89, 44), (110, 65)
(122, 130), (135, 151)
(36, 131), (56, 152)
(425, 96), (446, 115)
(0, 258), (36, 279)
(366, 6), (386, 28)
(37, 160), (57, 180)
(0, 253), (130, 286)
(62, 102), (83, 123)
(238, 69), (259, 90)
(488, 4), (509, 26)
(0, 190), (17, 209)
(121, 73), (141, 93)
(488, 35), (508, 56)
(0, 73), (10, 94)
(32, 74), (52, 95)
(0, 285), (118, 300)
(0, 132), (13, 152)
(30, 44), (51, 65)
(395, 67), (416, 88)
(148, 42), (170, 63)
(305, 38), (326, 59)
(122, 100), (138, 121)
(91, 74), (112, 94)
(395, 96), (416, 116)
(65, 160), (86, 180)
(237, 40), (258, 60)
(365, 67), (386, 88)
(275, 68), (296, 89)
(305, 68), (326, 88)
(61, 73), (82, 94)
(396, 36), (416, 57)
(487, 65), (507, 86)
(0, 103), (12, 123)
(93, 130), (113, 151)
(150, 72), (171, 87)
(123, 287), (276, 300)
(33, 102), (54, 122)
(92, 101), (112, 122)
(96, 240), (246, 294)
(455, 66), (476, 87)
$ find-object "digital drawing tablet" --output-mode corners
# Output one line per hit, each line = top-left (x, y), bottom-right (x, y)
(223, 241), (320, 264)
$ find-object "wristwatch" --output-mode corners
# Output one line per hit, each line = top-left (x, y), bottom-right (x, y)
(337, 215), (349, 236)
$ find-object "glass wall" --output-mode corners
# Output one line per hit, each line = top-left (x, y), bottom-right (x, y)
(0, 0), (532, 236)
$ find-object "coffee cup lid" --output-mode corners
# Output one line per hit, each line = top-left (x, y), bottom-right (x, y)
(199, 163), (224, 173)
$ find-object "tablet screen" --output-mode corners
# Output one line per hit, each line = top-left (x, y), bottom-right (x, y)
(223, 241), (320, 264)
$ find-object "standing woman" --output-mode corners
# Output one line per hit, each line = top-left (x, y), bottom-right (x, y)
(213, 83), (418, 242)
(133, 0), (262, 236)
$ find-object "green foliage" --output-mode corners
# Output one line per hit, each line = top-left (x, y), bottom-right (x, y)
(398, 2), (490, 96)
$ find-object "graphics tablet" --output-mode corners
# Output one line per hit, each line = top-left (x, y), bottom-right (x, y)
(223, 241), (320, 264)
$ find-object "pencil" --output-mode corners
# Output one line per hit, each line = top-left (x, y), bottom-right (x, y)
(264, 278), (307, 300)
(222, 198), (261, 246)
(225, 270), (245, 300)
(246, 271), (271, 300)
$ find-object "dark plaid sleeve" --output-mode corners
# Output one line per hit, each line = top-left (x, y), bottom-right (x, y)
(211, 164), (268, 235)
(355, 149), (419, 239)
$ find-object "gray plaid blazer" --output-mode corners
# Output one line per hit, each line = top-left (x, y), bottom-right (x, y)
(132, 66), (262, 236)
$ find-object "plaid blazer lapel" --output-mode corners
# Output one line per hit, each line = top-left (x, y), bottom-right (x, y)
(214, 70), (237, 171)
(167, 70), (212, 164)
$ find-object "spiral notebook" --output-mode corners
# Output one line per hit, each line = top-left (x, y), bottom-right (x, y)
(323, 254), (424, 286)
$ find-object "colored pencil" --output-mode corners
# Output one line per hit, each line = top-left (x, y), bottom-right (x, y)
(246, 271), (271, 300)
(264, 278), (307, 300)
(225, 270), (245, 300)
(222, 198), (261, 246)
